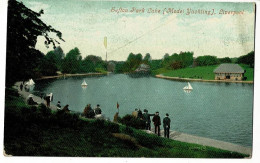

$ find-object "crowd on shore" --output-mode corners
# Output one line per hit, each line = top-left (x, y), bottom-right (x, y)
(130, 109), (171, 138)
(21, 82), (171, 138)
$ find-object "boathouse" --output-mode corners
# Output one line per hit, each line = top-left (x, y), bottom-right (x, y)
(214, 64), (245, 80)
(135, 64), (150, 72)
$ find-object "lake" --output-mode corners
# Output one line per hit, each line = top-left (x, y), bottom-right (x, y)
(31, 74), (253, 147)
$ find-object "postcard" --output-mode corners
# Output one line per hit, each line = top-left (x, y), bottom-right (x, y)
(3, 0), (256, 159)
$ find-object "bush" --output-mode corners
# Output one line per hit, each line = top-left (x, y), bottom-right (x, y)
(118, 114), (146, 129)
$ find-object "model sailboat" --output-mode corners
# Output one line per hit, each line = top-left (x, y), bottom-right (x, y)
(183, 82), (193, 90)
(25, 79), (35, 86)
(81, 80), (88, 87)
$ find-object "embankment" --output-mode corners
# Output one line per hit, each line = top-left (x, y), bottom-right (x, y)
(156, 74), (253, 84)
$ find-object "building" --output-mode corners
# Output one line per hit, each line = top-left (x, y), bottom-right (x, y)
(213, 64), (245, 80)
(135, 64), (150, 73)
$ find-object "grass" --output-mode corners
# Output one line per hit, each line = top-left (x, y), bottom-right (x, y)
(162, 65), (218, 80)
(156, 64), (254, 81)
(4, 88), (248, 157)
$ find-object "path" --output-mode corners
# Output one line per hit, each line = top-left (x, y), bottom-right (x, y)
(144, 129), (252, 156)
(14, 82), (58, 110)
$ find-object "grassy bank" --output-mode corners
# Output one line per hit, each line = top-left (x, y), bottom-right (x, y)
(4, 88), (248, 157)
(153, 64), (253, 81)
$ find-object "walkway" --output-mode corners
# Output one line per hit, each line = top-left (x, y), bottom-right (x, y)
(14, 82), (58, 110)
(145, 129), (252, 156)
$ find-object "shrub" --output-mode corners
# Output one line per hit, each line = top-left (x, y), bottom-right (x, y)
(118, 114), (146, 129)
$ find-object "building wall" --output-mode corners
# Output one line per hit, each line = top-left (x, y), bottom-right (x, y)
(215, 73), (244, 80)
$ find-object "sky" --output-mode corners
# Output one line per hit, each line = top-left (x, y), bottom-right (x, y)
(20, 0), (255, 61)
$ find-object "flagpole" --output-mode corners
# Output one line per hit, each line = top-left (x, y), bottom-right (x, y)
(106, 51), (107, 62)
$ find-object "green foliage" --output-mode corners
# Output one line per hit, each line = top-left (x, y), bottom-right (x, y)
(162, 52), (193, 70)
(163, 65), (218, 80)
(38, 51), (58, 76)
(118, 114), (146, 129)
(218, 57), (232, 63)
(123, 53), (143, 72)
(143, 53), (152, 64)
(239, 64), (254, 81)
(80, 55), (107, 73)
(196, 55), (219, 66)
(237, 51), (254, 68)
(149, 60), (163, 71)
(6, 0), (64, 85)
(61, 47), (81, 73)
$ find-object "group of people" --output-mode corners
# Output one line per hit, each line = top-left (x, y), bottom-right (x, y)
(82, 104), (102, 118)
(132, 109), (171, 138)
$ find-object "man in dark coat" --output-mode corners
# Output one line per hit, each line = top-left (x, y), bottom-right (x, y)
(94, 104), (102, 115)
(143, 109), (155, 130)
(152, 111), (161, 136)
(163, 113), (171, 138)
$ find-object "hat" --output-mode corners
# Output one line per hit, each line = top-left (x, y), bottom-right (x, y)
(28, 94), (33, 98)
(97, 104), (100, 107)
(166, 113), (169, 116)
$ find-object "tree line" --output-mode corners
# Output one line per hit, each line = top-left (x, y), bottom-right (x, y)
(114, 50), (254, 73)
(39, 47), (107, 75)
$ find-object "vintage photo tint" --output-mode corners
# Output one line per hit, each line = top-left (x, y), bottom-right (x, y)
(4, 0), (255, 158)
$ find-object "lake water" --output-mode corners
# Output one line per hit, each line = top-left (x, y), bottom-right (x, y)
(32, 74), (253, 147)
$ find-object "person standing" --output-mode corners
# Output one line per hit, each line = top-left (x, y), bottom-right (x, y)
(45, 95), (51, 108)
(163, 113), (171, 138)
(143, 109), (155, 130)
(19, 83), (23, 91)
(56, 101), (61, 110)
(152, 111), (161, 136)
(94, 104), (102, 115)
(132, 108), (138, 118)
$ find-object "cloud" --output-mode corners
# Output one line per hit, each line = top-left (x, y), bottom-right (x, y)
(34, 3), (255, 61)
(27, 1), (50, 13)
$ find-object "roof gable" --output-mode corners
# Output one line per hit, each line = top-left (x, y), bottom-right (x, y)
(214, 64), (245, 73)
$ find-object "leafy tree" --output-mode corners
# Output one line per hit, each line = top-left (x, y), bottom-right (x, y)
(162, 52), (193, 69)
(237, 51), (254, 67)
(196, 55), (219, 66)
(6, 0), (64, 85)
(53, 46), (65, 69)
(61, 48), (81, 73)
(143, 53), (152, 64)
(218, 57), (232, 63)
(80, 55), (107, 73)
(123, 53), (143, 72)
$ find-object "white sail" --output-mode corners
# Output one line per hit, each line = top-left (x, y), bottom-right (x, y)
(188, 82), (193, 90)
(26, 79), (35, 86)
(183, 82), (193, 90)
(81, 80), (88, 86)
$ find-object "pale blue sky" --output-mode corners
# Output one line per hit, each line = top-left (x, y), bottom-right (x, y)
(20, 0), (255, 61)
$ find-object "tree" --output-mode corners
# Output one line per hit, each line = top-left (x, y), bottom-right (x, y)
(219, 57), (232, 63)
(143, 53), (152, 64)
(196, 55), (219, 66)
(161, 52), (193, 70)
(61, 48), (81, 73)
(6, 0), (64, 85)
(53, 46), (65, 69)
(237, 51), (254, 67)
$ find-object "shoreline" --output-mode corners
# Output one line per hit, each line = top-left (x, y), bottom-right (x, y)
(155, 74), (254, 84)
(12, 81), (252, 156)
(36, 72), (106, 80)
(144, 130), (252, 156)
